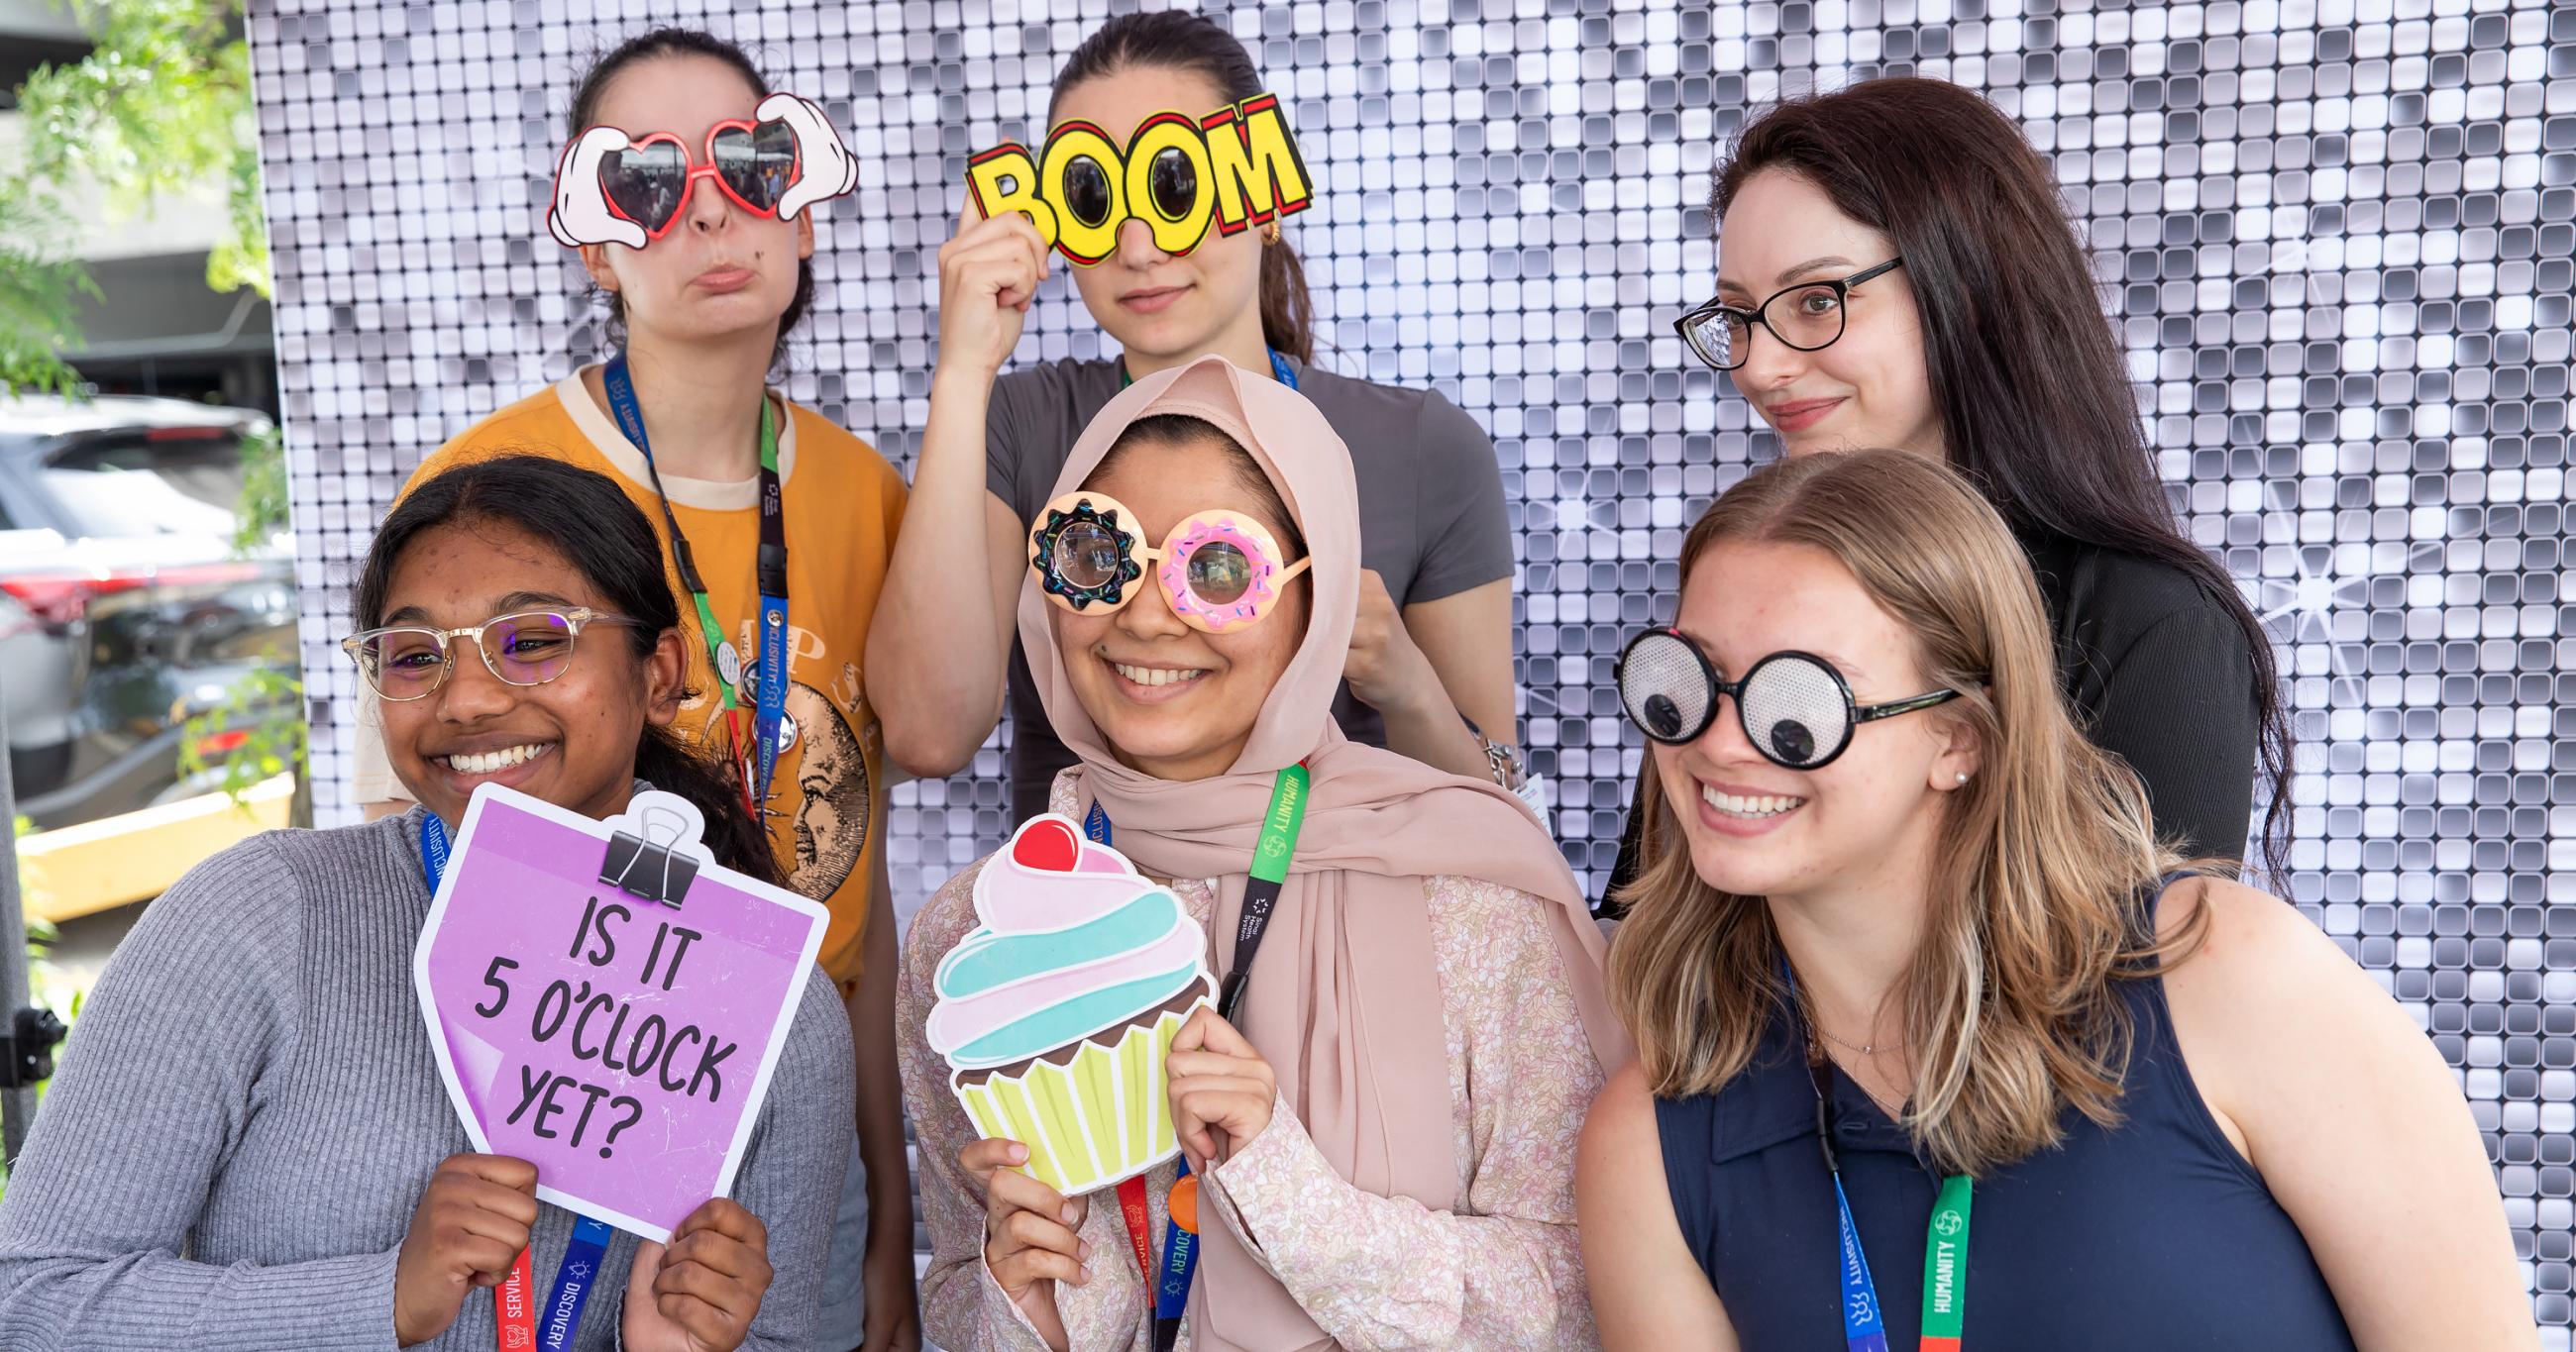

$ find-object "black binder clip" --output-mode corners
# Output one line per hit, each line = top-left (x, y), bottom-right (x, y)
(598, 803), (699, 908)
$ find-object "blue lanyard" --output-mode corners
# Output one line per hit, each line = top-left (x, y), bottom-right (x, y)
(601, 354), (791, 815)
(1778, 958), (1976, 1351)
(419, 814), (618, 1350)
(1120, 349), (1298, 393)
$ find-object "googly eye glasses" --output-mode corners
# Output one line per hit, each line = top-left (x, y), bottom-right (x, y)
(1615, 627), (1971, 771)
(1028, 491), (1311, 634)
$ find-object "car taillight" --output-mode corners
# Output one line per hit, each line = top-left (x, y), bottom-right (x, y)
(0, 574), (143, 625)
(0, 562), (262, 626)
(194, 729), (252, 757)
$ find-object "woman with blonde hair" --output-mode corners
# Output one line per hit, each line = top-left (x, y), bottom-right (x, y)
(1576, 449), (2533, 1351)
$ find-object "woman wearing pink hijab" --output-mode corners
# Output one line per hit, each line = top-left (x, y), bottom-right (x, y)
(897, 354), (1630, 1351)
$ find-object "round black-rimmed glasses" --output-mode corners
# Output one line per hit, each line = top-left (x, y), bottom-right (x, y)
(1673, 258), (1905, 372)
(1614, 627), (1969, 771)
(342, 607), (643, 700)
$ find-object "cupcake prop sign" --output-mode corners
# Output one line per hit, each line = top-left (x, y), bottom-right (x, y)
(928, 814), (1216, 1196)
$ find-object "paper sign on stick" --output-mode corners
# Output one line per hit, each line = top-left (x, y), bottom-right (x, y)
(925, 815), (1216, 1196)
(965, 94), (1317, 265)
(414, 783), (827, 1241)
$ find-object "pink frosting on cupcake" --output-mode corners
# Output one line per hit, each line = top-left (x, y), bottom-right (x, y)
(972, 814), (1148, 932)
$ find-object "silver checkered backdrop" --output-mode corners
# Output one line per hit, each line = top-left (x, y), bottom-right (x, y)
(248, 0), (2576, 1328)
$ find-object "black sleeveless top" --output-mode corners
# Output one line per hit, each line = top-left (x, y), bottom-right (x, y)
(1655, 956), (2356, 1351)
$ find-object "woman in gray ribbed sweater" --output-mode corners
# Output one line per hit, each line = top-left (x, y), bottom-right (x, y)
(0, 457), (855, 1351)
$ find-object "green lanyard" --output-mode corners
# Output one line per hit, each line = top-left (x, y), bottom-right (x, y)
(1919, 1173), (1974, 1350)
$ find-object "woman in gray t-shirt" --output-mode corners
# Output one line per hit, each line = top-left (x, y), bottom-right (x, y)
(868, 11), (1526, 822)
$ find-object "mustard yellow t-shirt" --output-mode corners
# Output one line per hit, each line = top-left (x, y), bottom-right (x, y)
(351, 368), (906, 991)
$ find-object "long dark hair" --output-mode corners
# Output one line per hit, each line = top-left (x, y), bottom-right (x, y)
(356, 455), (782, 885)
(568, 28), (814, 373)
(1049, 11), (1317, 364)
(1715, 77), (2293, 879)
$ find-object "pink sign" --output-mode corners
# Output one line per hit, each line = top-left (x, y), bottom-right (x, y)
(413, 783), (826, 1241)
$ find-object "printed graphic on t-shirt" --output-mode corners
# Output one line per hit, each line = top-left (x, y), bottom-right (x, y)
(782, 678), (869, 901)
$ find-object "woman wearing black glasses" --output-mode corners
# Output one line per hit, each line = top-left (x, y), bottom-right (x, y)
(0, 457), (854, 1351)
(1603, 77), (2292, 910)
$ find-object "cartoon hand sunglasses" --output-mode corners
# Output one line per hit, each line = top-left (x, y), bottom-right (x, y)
(547, 91), (859, 250)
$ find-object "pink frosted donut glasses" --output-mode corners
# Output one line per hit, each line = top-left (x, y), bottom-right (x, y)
(1029, 491), (1310, 633)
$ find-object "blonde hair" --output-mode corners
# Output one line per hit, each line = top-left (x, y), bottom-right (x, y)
(1608, 449), (2212, 1178)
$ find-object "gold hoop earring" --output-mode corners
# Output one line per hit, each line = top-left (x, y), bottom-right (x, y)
(1264, 221), (1282, 246)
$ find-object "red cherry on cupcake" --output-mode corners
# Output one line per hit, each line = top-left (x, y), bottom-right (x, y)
(1012, 816), (1082, 873)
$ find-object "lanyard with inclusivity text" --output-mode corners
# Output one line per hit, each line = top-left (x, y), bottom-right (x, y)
(1778, 958), (1976, 1352)
(421, 815), (618, 1352)
(601, 354), (790, 820)
(1081, 763), (1308, 1352)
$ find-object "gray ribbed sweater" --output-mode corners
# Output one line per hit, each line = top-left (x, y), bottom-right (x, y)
(0, 807), (855, 1351)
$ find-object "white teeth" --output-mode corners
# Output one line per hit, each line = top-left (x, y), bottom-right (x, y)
(1111, 661), (1208, 689)
(444, 743), (553, 775)
(1701, 784), (1806, 819)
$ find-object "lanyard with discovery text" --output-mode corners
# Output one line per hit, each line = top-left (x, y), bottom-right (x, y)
(601, 354), (790, 820)
(1081, 762), (1309, 1352)
(422, 814), (617, 1352)
(1779, 959), (1977, 1352)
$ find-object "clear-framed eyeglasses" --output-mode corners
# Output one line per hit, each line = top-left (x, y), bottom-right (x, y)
(342, 607), (643, 700)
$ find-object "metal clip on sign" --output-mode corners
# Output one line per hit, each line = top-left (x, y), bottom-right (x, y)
(597, 803), (700, 908)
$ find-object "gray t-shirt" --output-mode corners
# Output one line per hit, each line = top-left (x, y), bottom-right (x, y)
(989, 355), (1514, 822)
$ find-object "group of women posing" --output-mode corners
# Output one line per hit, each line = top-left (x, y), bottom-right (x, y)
(0, 12), (2540, 1352)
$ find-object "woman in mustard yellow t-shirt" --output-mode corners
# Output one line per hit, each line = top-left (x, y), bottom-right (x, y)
(350, 29), (918, 1351)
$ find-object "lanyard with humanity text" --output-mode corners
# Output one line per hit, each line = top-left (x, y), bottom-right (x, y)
(1778, 958), (1975, 1352)
(421, 813), (619, 1352)
(601, 354), (791, 820)
(1080, 762), (1309, 1351)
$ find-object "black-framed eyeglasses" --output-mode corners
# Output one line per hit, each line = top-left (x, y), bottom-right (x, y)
(341, 607), (643, 700)
(1614, 627), (1971, 771)
(1673, 258), (1905, 371)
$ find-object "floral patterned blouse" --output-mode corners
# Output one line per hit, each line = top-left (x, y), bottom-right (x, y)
(896, 778), (1609, 1351)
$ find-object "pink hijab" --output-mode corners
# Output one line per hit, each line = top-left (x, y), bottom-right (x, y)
(1018, 355), (1630, 1350)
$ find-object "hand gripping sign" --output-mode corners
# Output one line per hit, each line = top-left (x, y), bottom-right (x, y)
(414, 783), (827, 1241)
(964, 93), (1317, 266)
(549, 91), (859, 251)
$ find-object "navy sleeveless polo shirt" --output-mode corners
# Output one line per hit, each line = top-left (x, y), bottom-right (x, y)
(1655, 958), (2357, 1350)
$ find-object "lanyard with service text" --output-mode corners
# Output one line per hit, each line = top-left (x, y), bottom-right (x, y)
(601, 354), (790, 819)
(1080, 763), (1309, 1351)
(421, 815), (614, 1352)
(1780, 959), (1976, 1352)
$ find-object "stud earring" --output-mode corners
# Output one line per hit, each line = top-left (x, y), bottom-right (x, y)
(1955, 772), (1971, 785)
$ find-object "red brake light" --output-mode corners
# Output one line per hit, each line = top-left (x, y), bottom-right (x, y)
(0, 562), (257, 625)
(194, 729), (252, 757)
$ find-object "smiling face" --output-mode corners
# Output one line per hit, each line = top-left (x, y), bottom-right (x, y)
(1049, 431), (1308, 781)
(1717, 168), (1945, 461)
(1651, 536), (1978, 902)
(580, 53), (812, 350)
(1049, 66), (1271, 366)
(376, 519), (686, 829)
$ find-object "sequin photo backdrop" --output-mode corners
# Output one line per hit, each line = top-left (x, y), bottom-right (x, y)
(247, 0), (2574, 1325)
